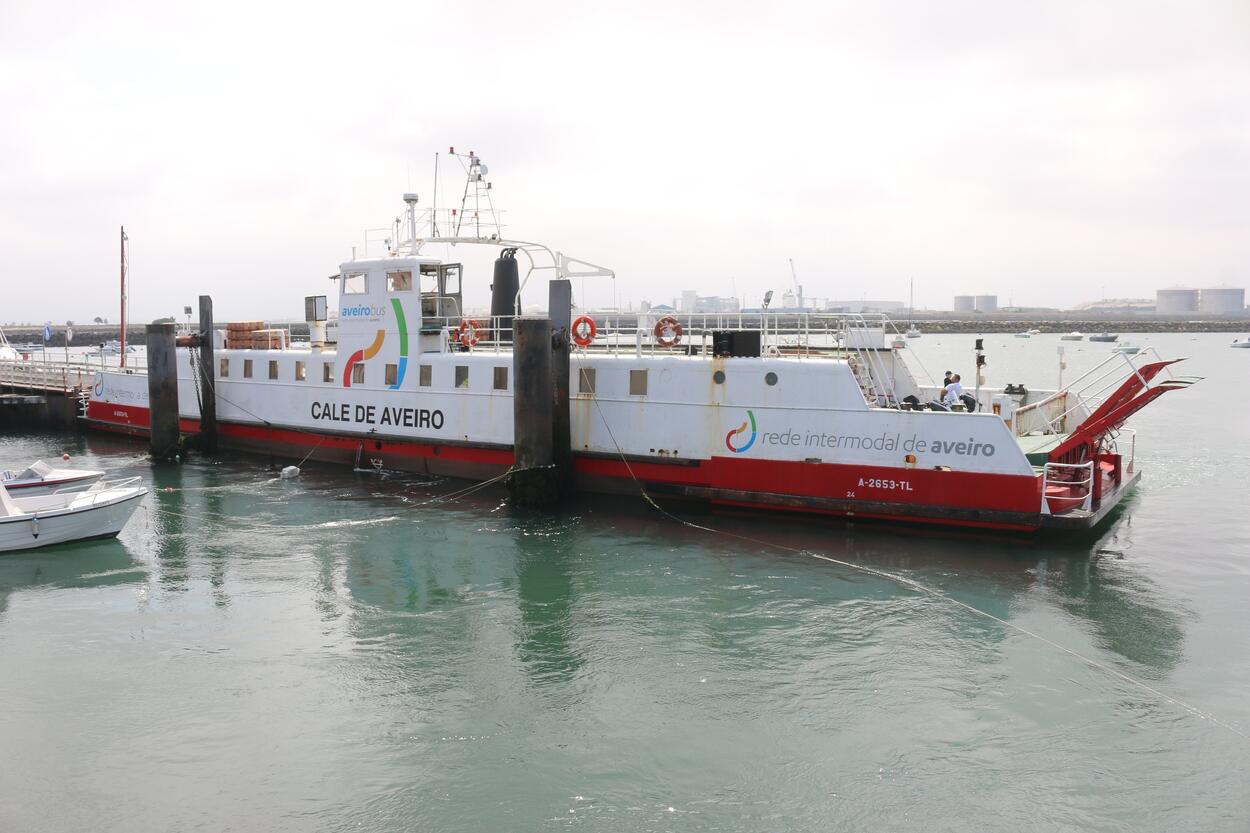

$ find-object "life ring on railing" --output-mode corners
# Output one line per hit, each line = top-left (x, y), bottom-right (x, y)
(457, 319), (485, 348)
(571, 315), (597, 347)
(653, 315), (683, 348)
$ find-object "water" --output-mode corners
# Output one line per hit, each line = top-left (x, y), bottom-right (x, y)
(1, 333), (1248, 832)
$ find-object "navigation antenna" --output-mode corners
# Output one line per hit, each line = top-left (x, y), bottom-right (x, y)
(450, 148), (500, 239)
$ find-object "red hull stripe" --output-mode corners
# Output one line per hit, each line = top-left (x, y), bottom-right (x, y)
(83, 402), (1044, 521)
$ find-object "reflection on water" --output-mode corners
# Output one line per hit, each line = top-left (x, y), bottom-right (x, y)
(513, 513), (583, 687)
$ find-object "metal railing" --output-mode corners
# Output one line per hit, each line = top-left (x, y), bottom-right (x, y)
(430, 310), (909, 406)
(1042, 460), (1095, 512)
(0, 359), (98, 394)
(1012, 347), (1173, 437)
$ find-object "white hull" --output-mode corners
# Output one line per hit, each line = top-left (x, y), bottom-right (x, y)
(0, 487), (146, 553)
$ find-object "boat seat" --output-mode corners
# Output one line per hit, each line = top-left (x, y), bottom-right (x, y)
(0, 484), (22, 518)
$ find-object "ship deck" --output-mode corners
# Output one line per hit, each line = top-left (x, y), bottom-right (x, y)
(1016, 432), (1068, 465)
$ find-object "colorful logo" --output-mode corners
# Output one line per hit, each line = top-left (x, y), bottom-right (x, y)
(343, 298), (408, 389)
(725, 410), (757, 453)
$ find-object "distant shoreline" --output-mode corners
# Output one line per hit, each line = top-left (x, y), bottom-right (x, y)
(3, 314), (1247, 346)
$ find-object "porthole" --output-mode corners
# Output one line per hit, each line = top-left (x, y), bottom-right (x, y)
(765, 372), (778, 386)
(713, 370), (726, 384)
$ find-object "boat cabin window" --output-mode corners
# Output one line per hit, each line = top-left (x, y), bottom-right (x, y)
(342, 272), (367, 295)
(385, 364), (398, 386)
(244, 359), (253, 379)
(268, 360), (278, 380)
(493, 367), (508, 391)
(352, 364), (365, 385)
(386, 271), (413, 292)
(419, 264), (440, 294)
(629, 369), (648, 396)
(323, 362), (334, 383)
(295, 360), (306, 381)
(220, 358), (229, 378)
(578, 368), (595, 394)
(455, 365), (469, 389)
(419, 364), (432, 387)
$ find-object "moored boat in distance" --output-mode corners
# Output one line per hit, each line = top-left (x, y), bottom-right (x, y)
(1, 460), (105, 495)
(1231, 337), (1250, 349)
(1088, 333), (1118, 343)
(1113, 342), (1141, 355)
(81, 150), (1200, 533)
(1060, 331), (1084, 341)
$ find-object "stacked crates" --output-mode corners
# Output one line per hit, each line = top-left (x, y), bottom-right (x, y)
(224, 321), (283, 350)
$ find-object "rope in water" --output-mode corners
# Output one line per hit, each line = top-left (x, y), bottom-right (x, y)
(582, 375), (1250, 743)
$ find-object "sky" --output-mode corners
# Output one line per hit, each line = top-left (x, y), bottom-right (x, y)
(1, 0), (1247, 324)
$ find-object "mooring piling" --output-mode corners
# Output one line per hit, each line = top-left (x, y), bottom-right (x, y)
(549, 279), (573, 493)
(145, 322), (180, 460)
(196, 294), (218, 453)
(509, 316), (562, 506)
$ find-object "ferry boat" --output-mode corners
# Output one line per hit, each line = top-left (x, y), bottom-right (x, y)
(82, 152), (1199, 533)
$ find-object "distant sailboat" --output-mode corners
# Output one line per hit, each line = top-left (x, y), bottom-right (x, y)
(905, 279), (921, 338)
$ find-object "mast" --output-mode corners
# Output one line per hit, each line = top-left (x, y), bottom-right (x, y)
(120, 226), (127, 367)
(909, 278), (914, 328)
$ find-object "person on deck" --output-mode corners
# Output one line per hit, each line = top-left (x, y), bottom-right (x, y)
(942, 374), (963, 407)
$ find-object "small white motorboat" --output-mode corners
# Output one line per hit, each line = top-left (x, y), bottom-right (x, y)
(1014, 331), (1032, 339)
(0, 460), (105, 496)
(1231, 337), (1250, 349)
(0, 478), (147, 552)
(1060, 331), (1084, 341)
(1113, 342), (1141, 354)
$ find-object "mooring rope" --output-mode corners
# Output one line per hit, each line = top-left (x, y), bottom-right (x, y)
(582, 374), (1249, 743)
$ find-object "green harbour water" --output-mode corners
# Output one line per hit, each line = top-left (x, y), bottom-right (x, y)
(1, 332), (1249, 831)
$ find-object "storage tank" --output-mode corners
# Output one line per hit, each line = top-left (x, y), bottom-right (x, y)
(1198, 287), (1245, 315)
(1155, 288), (1199, 314)
(974, 295), (998, 313)
(953, 295), (975, 312)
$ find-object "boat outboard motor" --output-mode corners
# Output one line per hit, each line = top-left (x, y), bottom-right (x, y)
(490, 249), (520, 344)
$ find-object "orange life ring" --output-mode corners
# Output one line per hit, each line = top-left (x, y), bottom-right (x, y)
(457, 319), (485, 347)
(653, 315), (683, 348)
(571, 315), (597, 347)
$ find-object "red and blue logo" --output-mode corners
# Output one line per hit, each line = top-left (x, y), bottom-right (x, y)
(725, 410), (757, 453)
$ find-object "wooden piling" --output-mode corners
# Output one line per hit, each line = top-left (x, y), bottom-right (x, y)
(196, 295), (218, 453)
(509, 316), (560, 506)
(145, 322), (181, 461)
(548, 280), (573, 493)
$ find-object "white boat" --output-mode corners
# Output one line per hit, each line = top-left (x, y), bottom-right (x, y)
(90, 340), (139, 356)
(904, 280), (921, 337)
(0, 328), (20, 362)
(1231, 337), (1250, 349)
(1113, 342), (1141, 355)
(1060, 331), (1084, 341)
(1014, 331), (1032, 339)
(0, 478), (147, 552)
(1, 460), (105, 495)
(80, 150), (1199, 533)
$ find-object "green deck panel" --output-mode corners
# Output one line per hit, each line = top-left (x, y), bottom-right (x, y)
(1016, 432), (1068, 465)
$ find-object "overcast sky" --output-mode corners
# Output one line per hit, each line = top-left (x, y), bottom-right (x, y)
(1, 0), (1247, 324)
